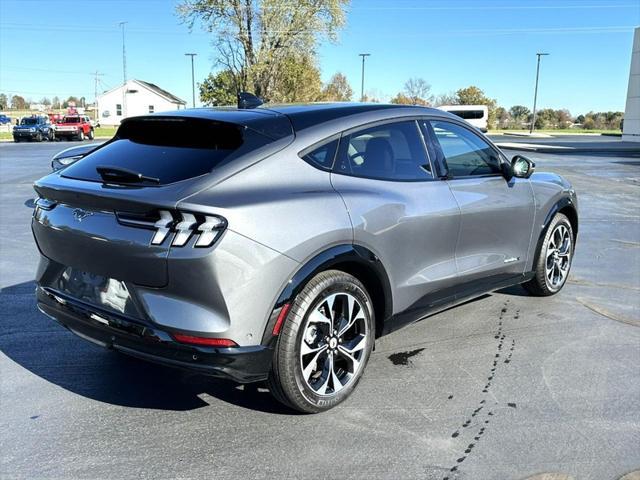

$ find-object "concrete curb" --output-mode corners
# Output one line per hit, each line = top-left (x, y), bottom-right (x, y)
(496, 142), (640, 154)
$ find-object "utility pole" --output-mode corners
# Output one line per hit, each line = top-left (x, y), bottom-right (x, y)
(358, 53), (371, 102)
(530, 52), (549, 134)
(185, 53), (197, 108)
(93, 70), (104, 123)
(118, 21), (128, 119)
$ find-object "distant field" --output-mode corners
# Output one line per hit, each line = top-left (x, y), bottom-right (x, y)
(491, 129), (622, 135)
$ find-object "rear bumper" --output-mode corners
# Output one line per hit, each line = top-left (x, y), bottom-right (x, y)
(37, 286), (273, 383)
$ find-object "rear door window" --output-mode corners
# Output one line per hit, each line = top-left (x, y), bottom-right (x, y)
(333, 121), (432, 181)
(61, 117), (275, 185)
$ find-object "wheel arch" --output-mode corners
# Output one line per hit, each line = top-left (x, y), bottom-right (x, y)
(261, 244), (393, 344)
(531, 197), (578, 271)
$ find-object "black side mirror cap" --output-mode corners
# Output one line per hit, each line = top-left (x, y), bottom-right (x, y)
(511, 155), (535, 179)
(501, 161), (514, 181)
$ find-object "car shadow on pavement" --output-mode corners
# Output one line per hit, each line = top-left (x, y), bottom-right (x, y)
(0, 281), (297, 415)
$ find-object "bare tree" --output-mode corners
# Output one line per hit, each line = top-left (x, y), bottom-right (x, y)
(177, 0), (349, 100)
(403, 78), (433, 105)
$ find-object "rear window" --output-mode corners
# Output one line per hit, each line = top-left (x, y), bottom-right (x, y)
(63, 117), (81, 123)
(61, 117), (275, 185)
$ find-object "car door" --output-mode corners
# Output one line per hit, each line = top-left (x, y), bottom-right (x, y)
(329, 119), (461, 319)
(422, 119), (535, 285)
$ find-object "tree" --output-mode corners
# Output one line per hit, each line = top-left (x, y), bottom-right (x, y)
(509, 105), (530, 121)
(52, 96), (60, 109)
(62, 96), (80, 108)
(322, 72), (353, 101)
(270, 55), (323, 103)
(433, 92), (458, 106)
(11, 95), (26, 109)
(402, 77), (432, 105)
(389, 93), (414, 105)
(200, 70), (238, 106)
(177, 0), (349, 101)
(40, 97), (52, 107)
(0, 93), (7, 110)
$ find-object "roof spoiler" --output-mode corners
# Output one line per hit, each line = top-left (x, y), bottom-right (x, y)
(237, 92), (263, 109)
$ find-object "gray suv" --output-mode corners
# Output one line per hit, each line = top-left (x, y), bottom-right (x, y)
(32, 104), (577, 412)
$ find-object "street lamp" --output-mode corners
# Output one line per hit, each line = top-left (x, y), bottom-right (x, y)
(359, 53), (371, 102)
(185, 53), (197, 108)
(530, 52), (549, 134)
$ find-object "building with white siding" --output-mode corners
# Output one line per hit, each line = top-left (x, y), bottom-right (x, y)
(623, 27), (640, 142)
(97, 79), (186, 126)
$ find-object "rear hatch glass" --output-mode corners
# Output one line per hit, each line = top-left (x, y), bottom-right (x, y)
(61, 117), (273, 185)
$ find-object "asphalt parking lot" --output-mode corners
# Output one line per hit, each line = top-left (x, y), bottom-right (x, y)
(1, 141), (639, 480)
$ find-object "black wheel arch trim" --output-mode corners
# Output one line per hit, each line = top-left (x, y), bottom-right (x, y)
(533, 196), (578, 268)
(261, 244), (393, 345)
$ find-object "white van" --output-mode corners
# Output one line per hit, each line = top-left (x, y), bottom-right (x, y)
(437, 105), (489, 132)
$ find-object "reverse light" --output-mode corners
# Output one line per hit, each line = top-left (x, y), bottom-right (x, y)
(172, 333), (238, 347)
(172, 212), (198, 246)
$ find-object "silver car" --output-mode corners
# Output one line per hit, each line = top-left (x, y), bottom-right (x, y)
(32, 103), (577, 412)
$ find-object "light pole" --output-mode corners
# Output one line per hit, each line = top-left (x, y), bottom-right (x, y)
(185, 53), (197, 108)
(359, 53), (371, 102)
(118, 21), (128, 119)
(530, 52), (549, 134)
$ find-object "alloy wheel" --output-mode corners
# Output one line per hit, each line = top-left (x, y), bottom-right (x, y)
(299, 292), (368, 396)
(545, 223), (572, 289)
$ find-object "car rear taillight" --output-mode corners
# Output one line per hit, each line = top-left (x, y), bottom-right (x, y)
(172, 333), (238, 347)
(116, 210), (226, 248)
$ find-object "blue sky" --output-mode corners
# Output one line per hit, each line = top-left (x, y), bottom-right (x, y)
(0, 0), (637, 114)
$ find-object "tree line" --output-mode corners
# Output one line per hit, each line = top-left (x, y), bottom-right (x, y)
(0, 94), (87, 111)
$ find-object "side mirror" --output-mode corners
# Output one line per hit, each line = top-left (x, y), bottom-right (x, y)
(511, 155), (535, 179)
(501, 161), (514, 181)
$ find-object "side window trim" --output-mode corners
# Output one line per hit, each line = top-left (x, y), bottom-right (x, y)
(426, 117), (505, 180)
(332, 119), (437, 183)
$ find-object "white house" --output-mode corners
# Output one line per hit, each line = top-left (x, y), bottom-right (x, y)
(623, 27), (639, 142)
(97, 79), (186, 126)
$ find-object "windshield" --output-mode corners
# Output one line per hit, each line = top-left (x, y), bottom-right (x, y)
(63, 117), (81, 123)
(20, 118), (38, 125)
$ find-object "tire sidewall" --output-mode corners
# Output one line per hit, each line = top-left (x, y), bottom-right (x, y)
(278, 272), (374, 412)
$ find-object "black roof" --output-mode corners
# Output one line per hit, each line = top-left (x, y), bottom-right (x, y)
(141, 103), (441, 137)
(262, 103), (418, 131)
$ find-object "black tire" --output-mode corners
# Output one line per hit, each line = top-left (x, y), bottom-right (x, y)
(77, 130), (85, 141)
(13, 137), (19, 143)
(48, 130), (55, 141)
(35, 132), (43, 142)
(523, 213), (574, 296)
(88, 128), (94, 140)
(268, 270), (375, 413)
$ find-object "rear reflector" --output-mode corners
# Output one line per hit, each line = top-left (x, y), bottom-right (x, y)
(172, 333), (238, 347)
(272, 303), (291, 336)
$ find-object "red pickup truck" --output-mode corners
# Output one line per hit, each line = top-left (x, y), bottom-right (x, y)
(55, 115), (94, 141)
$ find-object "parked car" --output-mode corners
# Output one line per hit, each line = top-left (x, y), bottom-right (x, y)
(54, 115), (94, 141)
(32, 103), (578, 413)
(0, 114), (12, 125)
(13, 115), (55, 142)
(50, 143), (103, 171)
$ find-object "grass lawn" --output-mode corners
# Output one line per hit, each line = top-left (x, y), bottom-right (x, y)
(491, 129), (622, 135)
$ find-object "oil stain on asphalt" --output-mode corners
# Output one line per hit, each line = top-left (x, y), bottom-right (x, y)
(388, 348), (425, 366)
